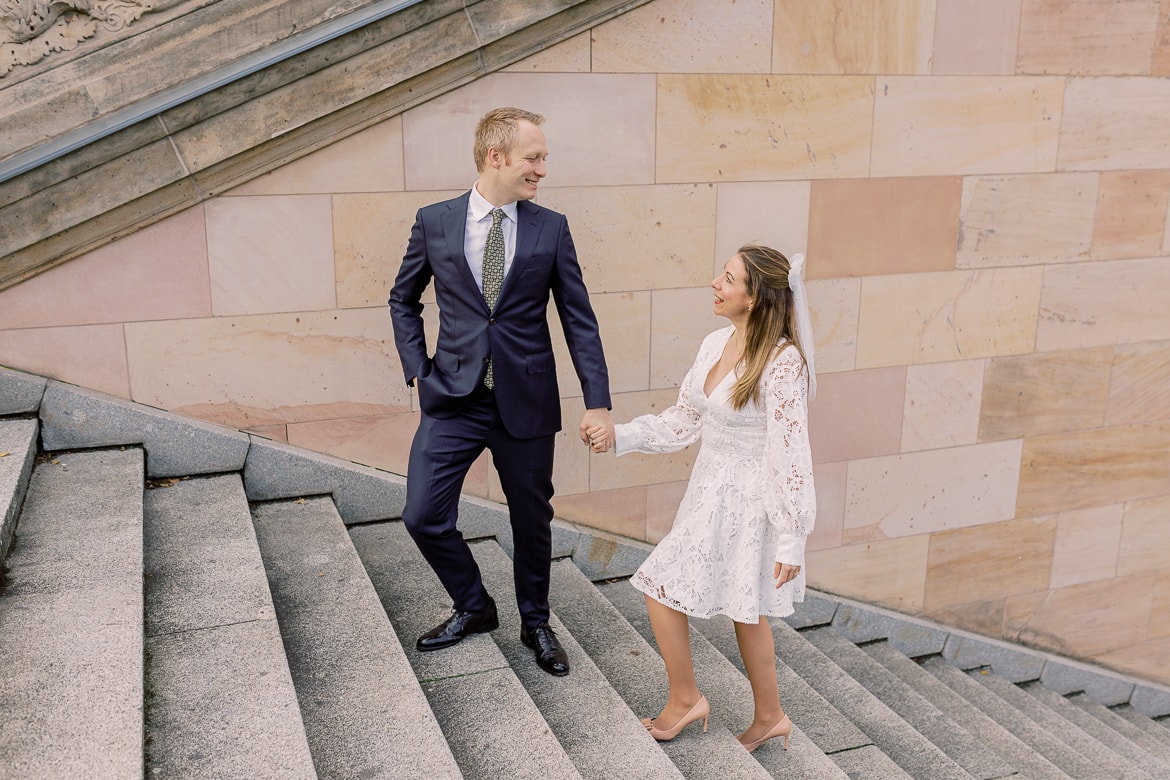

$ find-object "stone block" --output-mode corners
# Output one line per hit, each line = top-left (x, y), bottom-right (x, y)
(782, 590), (839, 629)
(1059, 77), (1170, 170)
(1040, 660), (1135, 705)
(979, 348), (1113, 441)
(807, 535), (930, 613)
(1037, 258), (1170, 352)
(901, 360), (985, 452)
(808, 366), (905, 465)
(925, 517), (1056, 613)
(831, 602), (949, 657)
(931, 0), (1022, 75)
(39, 381), (249, 478)
(568, 529), (653, 582)
(0, 324), (130, 399)
(0, 366), (46, 415)
(772, 0), (935, 74)
(1130, 683), (1170, 717)
(648, 288), (722, 391)
(941, 632), (1046, 682)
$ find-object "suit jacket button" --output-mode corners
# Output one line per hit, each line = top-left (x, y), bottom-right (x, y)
(483, 357), (490, 363)
(489, 318), (496, 325)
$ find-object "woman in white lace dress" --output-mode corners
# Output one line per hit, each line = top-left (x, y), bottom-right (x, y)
(587, 244), (816, 753)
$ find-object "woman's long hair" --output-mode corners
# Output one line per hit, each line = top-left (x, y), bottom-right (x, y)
(728, 244), (811, 410)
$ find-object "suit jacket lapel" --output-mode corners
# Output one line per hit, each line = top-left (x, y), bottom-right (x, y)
(497, 200), (546, 303)
(441, 193), (489, 313)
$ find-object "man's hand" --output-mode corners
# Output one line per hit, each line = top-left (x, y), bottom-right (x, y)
(580, 408), (614, 452)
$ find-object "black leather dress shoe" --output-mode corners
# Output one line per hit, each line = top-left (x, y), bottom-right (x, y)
(416, 600), (499, 652)
(521, 622), (570, 676)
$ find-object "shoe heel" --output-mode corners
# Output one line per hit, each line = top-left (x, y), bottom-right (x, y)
(701, 714), (709, 733)
(782, 732), (790, 750)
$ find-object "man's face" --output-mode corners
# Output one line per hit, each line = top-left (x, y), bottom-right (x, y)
(494, 120), (548, 202)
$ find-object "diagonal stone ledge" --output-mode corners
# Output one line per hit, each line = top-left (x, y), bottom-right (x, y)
(0, 365), (47, 416)
(39, 380), (248, 478)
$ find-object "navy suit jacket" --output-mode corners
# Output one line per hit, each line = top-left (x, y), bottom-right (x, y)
(389, 192), (611, 440)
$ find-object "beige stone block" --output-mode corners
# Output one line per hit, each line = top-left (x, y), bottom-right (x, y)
(228, 118), (405, 196)
(1094, 634), (1170, 686)
(537, 184), (717, 294)
(549, 290), (651, 397)
(1155, 0), (1170, 76)
(956, 173), (1098, 268)
(0, 206), (211, 329)
(286, 413), (419, 476)
(401, 72), (656, 190)
(808, 177), (961, 279)
(245, 424), (287, 442)
(1118, 494), (1170, 576)
(1059, 77), (1170, 170)
(1050, 504), (1124, 588)
(808, 277), (861, 375)
(592, 0), (772, 74)
(856, 267), (1044, 369)
(871, 77), (1064, 177)
(1017, 0), (1161, 75)
(924, 516), (1056, 612)
(648, 287), (723, 390)
(205, 195), (336, 316)
(808, 367), (906, 464)
(647, 481), (689, 544)
(978, 347), (1113, 441)
(806, 535), (930, 613)
(596, 388), (702, 490)
(1151, 570), (1170, 640)
(334, 190), (462, 309)
(124, 308), (406, 429)
(713, 181), (811, 276)
(1092, 170), (1170, 260)
(845, 440), (1022, 543)
(809, 461), (847, 552)
(931, 0), (1022, 75)
(773, 0), (936, 74)
(552, 486), (648, 541)
(555, 395), (597, 499)
(902, 359), (986, 452)
(0, 324), (129, 399)
(1017, 422), (1170, 517)
(655, 75), (874, 183)
(1108, 341), (1170, 426)
(1037, 258), (1170, 351)
(1005, 574), (1156, 656)
(503, 32), (591, 72)
(923, 598), (1008, 637)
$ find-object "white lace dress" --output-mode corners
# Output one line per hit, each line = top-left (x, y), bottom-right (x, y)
(614, 326), (816, 623)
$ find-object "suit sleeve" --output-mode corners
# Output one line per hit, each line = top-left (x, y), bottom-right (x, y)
(548, 215), (612, 410)
(388, 209), (433, 386)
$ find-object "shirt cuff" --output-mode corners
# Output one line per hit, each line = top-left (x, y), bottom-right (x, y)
(773, 534), (806, 567)
(614, 423), (636, 456)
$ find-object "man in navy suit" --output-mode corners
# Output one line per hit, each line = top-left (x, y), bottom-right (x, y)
(389, 107), (613, 676)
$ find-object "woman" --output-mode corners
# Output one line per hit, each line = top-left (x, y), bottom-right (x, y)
(587, 244), (816, 752)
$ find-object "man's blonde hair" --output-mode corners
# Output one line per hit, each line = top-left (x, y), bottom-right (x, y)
(473, 107), (545, 172)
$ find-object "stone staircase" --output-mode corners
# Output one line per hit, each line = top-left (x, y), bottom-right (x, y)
(2, 363), (1170, 779)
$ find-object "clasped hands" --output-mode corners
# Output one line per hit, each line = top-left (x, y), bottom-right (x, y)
(580, 408), (615, 454)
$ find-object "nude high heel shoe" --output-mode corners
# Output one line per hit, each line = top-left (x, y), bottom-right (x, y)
(641, 695), (710, 741)
(740, 714), (792, 753)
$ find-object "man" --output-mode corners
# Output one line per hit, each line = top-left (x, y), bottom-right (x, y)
(388, 107), (614, 676)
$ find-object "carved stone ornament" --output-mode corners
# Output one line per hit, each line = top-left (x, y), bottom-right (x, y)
(2, 0), (179, 76)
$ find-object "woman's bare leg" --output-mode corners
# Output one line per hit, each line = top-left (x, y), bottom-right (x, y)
(644, 594), (703, 724)
(733, 617), (785, 744)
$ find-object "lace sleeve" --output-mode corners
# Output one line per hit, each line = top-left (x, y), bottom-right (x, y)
(613, 365), (703, 455)
(764, 345), (816, 566)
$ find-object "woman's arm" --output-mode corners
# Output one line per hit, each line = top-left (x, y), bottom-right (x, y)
(762, 345), (816, 567)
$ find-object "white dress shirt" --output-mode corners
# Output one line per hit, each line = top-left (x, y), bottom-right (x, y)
(465, 183), (518, 294)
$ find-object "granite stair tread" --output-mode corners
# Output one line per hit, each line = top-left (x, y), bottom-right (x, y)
(864, 640), (1071, 780)
(1116, 706), (1170, 747)
(923, 657), (1116, 780)
(252, 497), (461, 779)
(597, 578), (850, 780)
(469, 539), (685, 780)
(143, 473), (316, 779)
(0, 448), (145, 779)
(802, 626), (1015, 779)
(0, 417), (38, 564)
(350, 521), (578, 780)
(549, 561), (774, 779)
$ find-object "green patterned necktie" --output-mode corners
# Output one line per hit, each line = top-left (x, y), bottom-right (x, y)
(482, 208), (505, 388)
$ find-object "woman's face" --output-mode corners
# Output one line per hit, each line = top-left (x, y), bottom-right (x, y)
(712, 254), (752, 321)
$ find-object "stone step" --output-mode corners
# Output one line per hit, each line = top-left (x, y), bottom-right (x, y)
(801, 627), (1016, 780)
(863, 641), (1071, 780)
(971, 668), (1154, 779)
(468, 540), (685, 780)
(252, 497), (460, 779)
(548, 561), (773, 780)
(0, 448), (145, 779)
(0, 417), (38, 563)
(1115, 706), (1170, 748)
(766, 618), (971, 780)
(597, 579), (851, 780)
(350, 520), (578, 780)
(922, 657), (1115, 780)
(1069, 694), (1170, 766)
(1023, 682), (1170, 779)
(143, 473), (316, 778)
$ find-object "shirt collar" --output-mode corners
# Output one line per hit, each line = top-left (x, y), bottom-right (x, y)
(470, 182), (517, 224)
